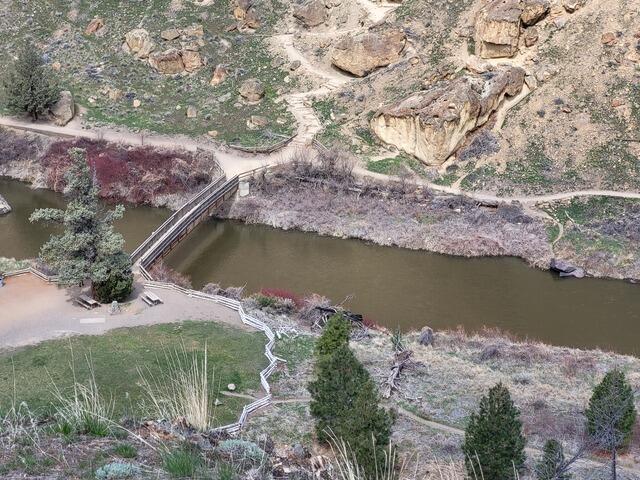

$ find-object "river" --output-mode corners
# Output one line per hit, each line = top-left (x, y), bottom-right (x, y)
(2, 178), (640, 355)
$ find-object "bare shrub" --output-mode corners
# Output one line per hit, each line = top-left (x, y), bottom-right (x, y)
(149, 261), (192, 288)
(0, 128), (45, 167)
(202, 282), (245, 300)
(457, 130), (500, 162)
(298, 294), (333, 326)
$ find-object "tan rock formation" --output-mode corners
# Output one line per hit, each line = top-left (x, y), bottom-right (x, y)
(331, 30), (406, 77)
(84, 17), (104, 35)
(474, 0), (522, 59)
(521, 0), (549, 26)
(210, 64), (228, 86)
(181, 50), (203, 72)
(161, 28), (181, 41)
(149, 49), (185, 74)
(293, 0), (327, 28)
(239, 78), (265, 102)
(50, 91), (75, 126)
(124, 29), (155, 59)
(370, 66), (526, 165)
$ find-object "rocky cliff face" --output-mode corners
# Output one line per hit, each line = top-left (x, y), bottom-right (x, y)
(370, 66), (526, 165)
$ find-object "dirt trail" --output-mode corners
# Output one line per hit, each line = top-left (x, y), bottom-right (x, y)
(2, 0), (639, 206)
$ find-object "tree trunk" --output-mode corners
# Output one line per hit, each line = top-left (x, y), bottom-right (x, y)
(611, 448), (617, 480)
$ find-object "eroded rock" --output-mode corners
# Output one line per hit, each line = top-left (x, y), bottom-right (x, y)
(475, 0), (522, 59)
(50, 91), (75, 126)
(124, 29), (155, 59)
(181, 50), (203, 72)
(84, 17), (104, 35)
(149, 49), (185, 74)
(370, 66), (525, 165)
(239, 78), (265, 102)
(293, 0), (327, 28)
(210, 64), (228, 85)
(331, 30), (406, 77)
(521, 0), (549, 26)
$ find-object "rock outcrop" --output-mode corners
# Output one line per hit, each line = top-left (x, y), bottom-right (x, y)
(84, 17), (105, 35)
(0, 194), (11, 215)
(149, 49), (185, 74)
(331, 30), (406, 77)
(293, 0), (327, 28)
(239, 78), (265, 102)
(49, 91), (75, 126)
(474, 0), (549, 58)
(124, 29), (155, 59)
(210, 64), (228, 86)
(370, 66), (526, 165)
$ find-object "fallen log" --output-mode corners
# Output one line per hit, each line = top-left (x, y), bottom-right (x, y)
(382, 349), (413, 398)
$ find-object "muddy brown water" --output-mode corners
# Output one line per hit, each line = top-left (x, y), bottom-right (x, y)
(2, 178), (640, 355)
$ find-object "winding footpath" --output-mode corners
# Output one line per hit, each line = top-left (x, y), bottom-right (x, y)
(1, 0), (640, 208)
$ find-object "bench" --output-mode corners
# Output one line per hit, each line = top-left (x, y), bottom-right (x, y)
(74, 294), (100, 310)
(141, 290), (163, 306)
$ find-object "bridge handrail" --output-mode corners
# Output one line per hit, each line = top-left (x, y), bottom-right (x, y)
(130, 176), (226, 263)
(138, 176), (240, 269)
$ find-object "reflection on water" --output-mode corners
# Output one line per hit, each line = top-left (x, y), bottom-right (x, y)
(0, 177), (170, 258)
(166, 219), (640, 355)
(2, 177), (639, 355)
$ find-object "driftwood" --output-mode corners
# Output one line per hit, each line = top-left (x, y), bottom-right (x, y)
(382, 349), (413, 398)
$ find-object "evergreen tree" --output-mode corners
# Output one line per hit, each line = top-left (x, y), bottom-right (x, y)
(315, 314), (350, 356)
(462, 383), (526, 480)
(30, 148), (133, 302)
(308, 317), (393, 478)
(3, 40), (59, 120)
(585, 369), (637, 480)
(535, 439), (571, 480)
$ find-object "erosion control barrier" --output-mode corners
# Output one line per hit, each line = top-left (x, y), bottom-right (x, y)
(143, 280), (281, 435)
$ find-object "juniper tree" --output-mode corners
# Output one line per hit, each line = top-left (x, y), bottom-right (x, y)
(585, 369), (637, 480)
(30, 148), (133, 302)
(462, 383), (526, 480)
(308, 315), (393, 477)
(3, 40), (58, 120)
(535, 439), (571, 480)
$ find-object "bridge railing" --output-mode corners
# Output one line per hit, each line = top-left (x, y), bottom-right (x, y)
(130, 176), (226, 264)
(137, 176), (240, 269)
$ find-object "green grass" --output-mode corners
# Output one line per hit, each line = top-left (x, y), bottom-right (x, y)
(0, 322), (267, 426)
(162, 444), (203, 478)
(113, 443), (137, 459)
(0, 0), (294, 146)
(273, 335), (315, 373)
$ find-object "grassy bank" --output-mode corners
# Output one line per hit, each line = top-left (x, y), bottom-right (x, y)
(0, 321), (267, 426)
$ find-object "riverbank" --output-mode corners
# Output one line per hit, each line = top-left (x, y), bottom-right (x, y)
(220, 159), (640, 282)
(241, 298), (640, 478)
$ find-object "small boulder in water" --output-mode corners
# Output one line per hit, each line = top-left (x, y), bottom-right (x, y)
(550, 258), (585, 278)
(0, 194), (12, 215)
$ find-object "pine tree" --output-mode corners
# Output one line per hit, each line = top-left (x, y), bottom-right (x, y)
(585, 369), (637, 480)
(30, 148), (133, 302)
(315, 314), (350, 356)
(308, 316), (393, 478)
(535, 439), (571, 480)
(3, 41), (59, 120)
(462, 383), (526, 480)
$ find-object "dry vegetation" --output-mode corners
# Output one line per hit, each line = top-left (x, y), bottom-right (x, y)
(0, 128), (221, 208)
(223, 150), (553, 268)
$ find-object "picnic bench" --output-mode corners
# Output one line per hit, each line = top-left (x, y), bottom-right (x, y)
(141, 290), (163, 306)
(74, 294), (100, 310)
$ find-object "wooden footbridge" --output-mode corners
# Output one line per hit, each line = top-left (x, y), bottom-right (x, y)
(131, 169), (259, 278)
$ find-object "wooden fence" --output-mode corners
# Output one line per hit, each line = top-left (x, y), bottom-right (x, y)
(142, 280), (280, 434)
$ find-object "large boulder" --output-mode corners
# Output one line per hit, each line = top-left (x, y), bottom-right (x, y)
(181, 50), (203, 72)
(124, 29), (155, 59)
(293, 0), (327, 28)
(149, 49), (185, 74)
(50, 91), (75, 126)
(84, 17), (105, 35)
(239, 78), (265, 102)
(521, 0), (549, 26)
(370, 66), (525, 165)
(474, 0), (522, 59)
(331, 30), (406, 77)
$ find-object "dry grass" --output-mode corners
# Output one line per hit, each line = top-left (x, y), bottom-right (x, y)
(137, 343), (217, 431)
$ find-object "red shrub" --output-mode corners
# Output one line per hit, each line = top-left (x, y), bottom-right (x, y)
(259, 288), (304, 309)
(40, 139), (212, 204)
